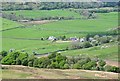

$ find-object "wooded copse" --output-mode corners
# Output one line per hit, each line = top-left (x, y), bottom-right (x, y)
(1, 50), (120, 73)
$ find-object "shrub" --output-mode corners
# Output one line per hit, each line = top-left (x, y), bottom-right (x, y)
(48, 52), (56, 59)
(98, 60), (106, 67)
(38, 57), (51, 68)
(33, 59), (39, 68)
(0, 51), (8, 57)
(82, 41), (92, 48)
(22, 58), (28, 66)
(50, 62), (60, 69)
(28, 61), (33, 67)
(82, 61), (97, 70)
(16, 58), (21, 65)
(56, 53), (67, 63)
(99, 36), (109, 44)
(59, 60), (66, 69)
(63, 64), (69, 69)
(1, 51), (20, 65)
(73, 63), (81, 69)
(77, 57), (91, 67)
(105, 65), (120, 73)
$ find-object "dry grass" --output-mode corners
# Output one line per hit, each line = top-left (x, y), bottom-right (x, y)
(2, 65), (119, 79)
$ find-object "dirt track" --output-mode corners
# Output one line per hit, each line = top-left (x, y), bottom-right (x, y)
(105, 60), (119, 67)
(23, 20), (58, 25)
(2, 65), (119, 79)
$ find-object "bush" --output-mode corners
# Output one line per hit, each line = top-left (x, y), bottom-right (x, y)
(82, 41), (92, 48)
(63, 64), (69, 69)
(28, 61), (33, 67)
(0, 51), (7, 57)
(33, 59), (39, 68)
(105, 65), (120, 73)
(99, 36), (109, 44)
(38, 57), (51, 68)
(98, 60), (106, 67)
(56, 53), (67, 63)
(73, 63), (81, 69)
(59, 61), (66, 69)
(1, 51), (20, 65)
(16, 58), (21, 65)
(82, 61), (97, 70)
(77, 57), (91, 67)
(48, 52), (56, 59)
(22, 58), (28, 66)
(50, 62), (60, 69)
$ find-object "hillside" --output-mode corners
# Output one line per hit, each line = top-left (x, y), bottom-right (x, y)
(3, 9), (81, 19)
(2, 65), (119, 79)
(0, 17), (22, 31)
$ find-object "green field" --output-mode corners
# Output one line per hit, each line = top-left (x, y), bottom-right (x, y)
(2, 12), (118, 38)
(62, 42), (118, 61)
(0, 17), (22, 31)
(2, 38), (70, 54)
(3, 9), (81, 19)
(2, 12), (118, 61)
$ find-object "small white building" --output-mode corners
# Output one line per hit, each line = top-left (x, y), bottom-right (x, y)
(48, 36), (56, 41)
(89, 37), (94, 42)
(80, 37), (86, 42)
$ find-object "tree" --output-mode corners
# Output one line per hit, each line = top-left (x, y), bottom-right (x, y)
(33, 59), (39, 68)
(82, 61), (97, 70)
(55, 53), (67, 63)
(50, 61), (60, 69)
(63, 64), (69, 69)
(98, 60), (106, 67)
(61, 35), (66, 40)
(16, 58), (21, 65)
(1, 51), (20, 65)
(105, 65), (120, 73)
(22, 58), (28, 66)
(48, 52), (56, 59)
(0, 51), (7, 57)
(82, 41), (92, 48)
(73, 63), (81, 69)
(28, 55), (36, 67)
(59, 60), (66, 69)
(38, 57), (51, 68)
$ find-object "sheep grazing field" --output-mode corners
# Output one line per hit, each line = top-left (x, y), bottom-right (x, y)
(0, 3), (119, 79)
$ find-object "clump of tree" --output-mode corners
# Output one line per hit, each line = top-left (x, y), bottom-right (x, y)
(1, 51), (120, 73)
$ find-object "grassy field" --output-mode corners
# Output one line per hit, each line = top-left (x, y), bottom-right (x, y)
(2, 12), (118, 38)
(3, 9), (81, 19)
(0, 17), (22, 31)
(62, 42), (118, 61)
(2, 38), (70, 54)
(2, 12), (118, 60)
(2, 65), (118, 79)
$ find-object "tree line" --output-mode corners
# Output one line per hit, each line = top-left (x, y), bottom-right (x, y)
(0, 50), (120, 73)
(2, 2), (118, 11)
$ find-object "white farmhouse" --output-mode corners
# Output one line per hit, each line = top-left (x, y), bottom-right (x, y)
(48, 36), (56, 41)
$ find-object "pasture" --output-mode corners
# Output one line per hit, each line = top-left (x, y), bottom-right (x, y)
(62, 42), (118, 62)
(2, 12), (118, 61)
(0, 17), (22, 31)
(3, 9), (81, 19)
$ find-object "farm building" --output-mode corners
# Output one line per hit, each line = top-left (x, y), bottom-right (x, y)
(48, 36), (57, 41)
(69, 37), (79, 41)
(18, 20), (29, 22)
(80, 37), (86, 42)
